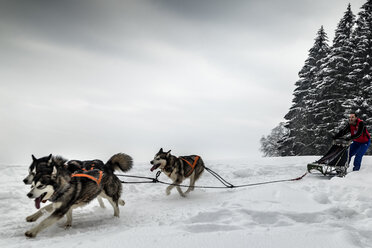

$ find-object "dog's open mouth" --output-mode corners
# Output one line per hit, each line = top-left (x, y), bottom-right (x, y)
(150, 164), (160, 172)
(35, 193), (47, 209)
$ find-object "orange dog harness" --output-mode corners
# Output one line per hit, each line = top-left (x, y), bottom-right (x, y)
(181, 156), (200, 177)
(71, 170), (103, 185)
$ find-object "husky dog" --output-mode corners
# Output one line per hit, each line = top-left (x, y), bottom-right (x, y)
(23, 155), (105, 184)
(23, 154), (57, 185)
(24, 154), (107, 208)
(25, 153), (132, 238)
(150, 148), (204, 197)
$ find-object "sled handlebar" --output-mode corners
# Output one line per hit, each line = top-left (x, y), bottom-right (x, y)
(332, 139), (352, 146)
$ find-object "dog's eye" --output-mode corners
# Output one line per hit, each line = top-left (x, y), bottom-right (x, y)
(37, 185), (46, 189)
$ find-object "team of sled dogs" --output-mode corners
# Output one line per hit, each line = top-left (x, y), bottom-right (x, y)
(23, 148), (205, 238)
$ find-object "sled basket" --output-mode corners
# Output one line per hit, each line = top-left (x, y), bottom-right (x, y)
(307, 139), (352, 177)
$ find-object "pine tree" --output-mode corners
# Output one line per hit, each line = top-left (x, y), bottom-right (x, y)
(260, 122), (288, 157)
(347, 0), (372, 154)
(310, 4), (356, 154)
(280, 26), (330, 155)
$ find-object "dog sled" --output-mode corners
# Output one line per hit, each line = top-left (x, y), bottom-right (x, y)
(307, 139), (352, 177)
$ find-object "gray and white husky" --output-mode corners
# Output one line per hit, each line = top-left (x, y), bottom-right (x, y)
(25, 153), (132, 238)
(150, 148), (204, 197)
(24, 154), (107, 208)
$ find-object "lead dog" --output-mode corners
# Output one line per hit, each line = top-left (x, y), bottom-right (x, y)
(25, 153), (132, 238)
(23, 154), (106, 208)
(23, 154), (56, 185)
(150, 148), (204, 197)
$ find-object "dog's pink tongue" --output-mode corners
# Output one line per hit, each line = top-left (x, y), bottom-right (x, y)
(150, 165), (157, 171)
(35, 197), (41, 209)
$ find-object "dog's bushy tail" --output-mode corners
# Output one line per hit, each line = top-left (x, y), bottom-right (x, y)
(105, 153), (133, 173)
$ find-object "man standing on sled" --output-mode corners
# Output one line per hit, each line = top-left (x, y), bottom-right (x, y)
(333, 113), (371, 171)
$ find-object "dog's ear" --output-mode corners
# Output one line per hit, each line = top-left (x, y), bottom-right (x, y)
(159, 148), (163, 153)
(47, 154), (53, 165)
(166, 150), (171, 158)
(32, 154), (37, 161)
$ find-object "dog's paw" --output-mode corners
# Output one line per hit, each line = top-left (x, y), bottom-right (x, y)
(119, 199), (125, 206)
(64, 223), (72, 229)
(26, 215), (37, 222)
(25, 230), (36, 238)
(166, 189), (171, 195)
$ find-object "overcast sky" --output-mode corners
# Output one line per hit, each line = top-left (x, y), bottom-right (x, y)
(0, 0), (366, 165)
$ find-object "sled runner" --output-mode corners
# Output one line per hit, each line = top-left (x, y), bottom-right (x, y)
(307, 139), (352, 177)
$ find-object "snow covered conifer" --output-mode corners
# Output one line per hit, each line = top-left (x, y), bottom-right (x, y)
(346, 0), (372, 154)
(347, 0), (372, 124)
(280, 26), (330, 156)
(310, 4), (356, 154)
(260, 122), (288, 157)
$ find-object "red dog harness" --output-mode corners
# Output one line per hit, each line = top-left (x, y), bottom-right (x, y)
(181, 156), (200, 177)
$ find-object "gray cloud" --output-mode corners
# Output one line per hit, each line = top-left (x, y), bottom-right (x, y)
(0, 0), (366, 164)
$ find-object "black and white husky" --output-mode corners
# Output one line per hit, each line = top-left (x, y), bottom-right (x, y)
(23, 154), (55, 185)
(24, 155), (107, 208)
(150, 148), (204, 197)
(25, 153), (132, 238)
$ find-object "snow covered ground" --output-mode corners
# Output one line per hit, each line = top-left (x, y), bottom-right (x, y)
(1, 156), (372, 248)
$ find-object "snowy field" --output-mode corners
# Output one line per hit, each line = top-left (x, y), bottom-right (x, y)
(1, 156), (372, 248)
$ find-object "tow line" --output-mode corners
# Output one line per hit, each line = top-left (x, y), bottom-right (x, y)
(116, 166), (308, 189)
